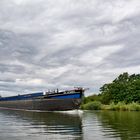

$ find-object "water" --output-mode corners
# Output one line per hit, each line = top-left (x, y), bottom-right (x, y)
(0, 109), (140, 140)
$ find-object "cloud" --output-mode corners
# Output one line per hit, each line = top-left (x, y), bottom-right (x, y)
(0, 0), (140, 96)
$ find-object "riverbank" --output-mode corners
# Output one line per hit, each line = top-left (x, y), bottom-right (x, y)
(81, 101), (140, 111)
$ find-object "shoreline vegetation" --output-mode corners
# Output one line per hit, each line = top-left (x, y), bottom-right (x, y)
(81, 72), (140, 111)
(81, 101), (140, 111)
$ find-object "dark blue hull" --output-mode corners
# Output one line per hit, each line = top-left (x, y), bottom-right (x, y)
(0, 88), (84, 111)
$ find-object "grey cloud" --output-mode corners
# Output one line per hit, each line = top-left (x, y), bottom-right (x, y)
(0, 63), (25, 73)
(0, 0), (140, 96)
(101, 15), (140, 68)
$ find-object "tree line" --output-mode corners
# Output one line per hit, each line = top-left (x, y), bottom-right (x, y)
(83, 72), (140, 104)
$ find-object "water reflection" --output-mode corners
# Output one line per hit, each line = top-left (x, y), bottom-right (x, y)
(95, 111), (140, 140)
(0, 109), (140, 140)
(82, 111), (140, 140)
(0, 110), (82, 140)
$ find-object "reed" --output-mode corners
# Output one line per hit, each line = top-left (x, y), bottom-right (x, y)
(81, 101), (140, 111)
(102, 102), (140, 111)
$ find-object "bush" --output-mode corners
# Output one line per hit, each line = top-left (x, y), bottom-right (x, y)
(82, 94), (103, 104)
(81, 101), (102, 110)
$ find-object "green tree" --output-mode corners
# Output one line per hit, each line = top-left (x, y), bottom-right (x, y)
(100, 72), (140, 104)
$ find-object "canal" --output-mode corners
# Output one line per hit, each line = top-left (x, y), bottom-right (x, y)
(0, 110), (140, 140)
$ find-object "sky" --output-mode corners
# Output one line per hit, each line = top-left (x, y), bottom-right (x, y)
(0, 0), (140, 96)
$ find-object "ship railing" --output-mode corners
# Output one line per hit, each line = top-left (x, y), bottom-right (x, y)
(45, 87), (88, 96)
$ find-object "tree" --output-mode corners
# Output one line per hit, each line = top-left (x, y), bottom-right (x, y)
(100, 72), (140, 104)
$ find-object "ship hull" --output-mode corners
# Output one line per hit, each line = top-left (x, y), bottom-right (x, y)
(0, 88), (85, 111)
(0, 98), (82, 111)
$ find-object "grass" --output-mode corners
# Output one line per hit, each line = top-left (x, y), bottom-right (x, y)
(81, 101), (140, 111)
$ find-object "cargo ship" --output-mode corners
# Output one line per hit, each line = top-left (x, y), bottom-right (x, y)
(0, 87), (85, 111)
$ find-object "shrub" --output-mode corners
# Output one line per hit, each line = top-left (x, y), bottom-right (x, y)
(82, 101), (102, 110)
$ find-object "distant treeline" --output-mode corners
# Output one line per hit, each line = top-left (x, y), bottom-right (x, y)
(81, 72), (140, 110)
